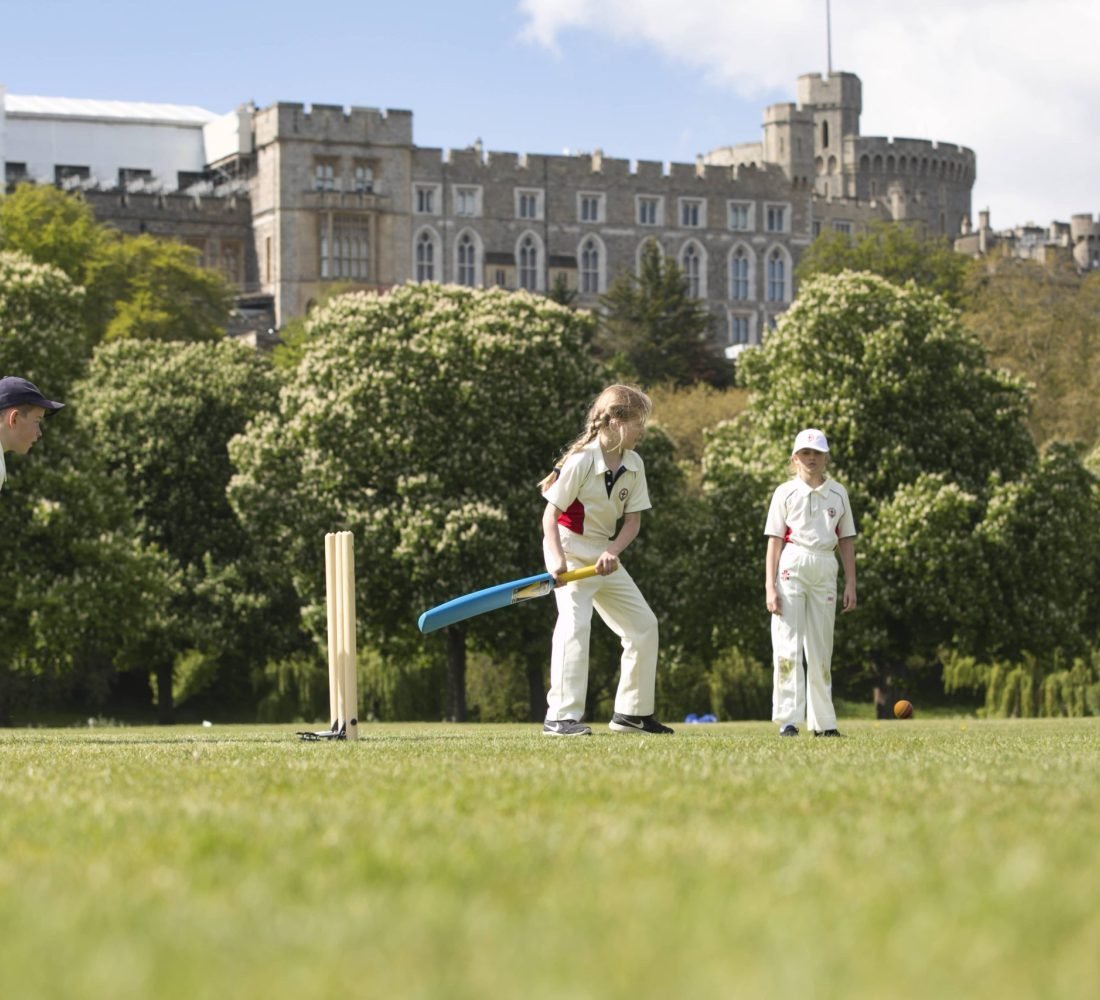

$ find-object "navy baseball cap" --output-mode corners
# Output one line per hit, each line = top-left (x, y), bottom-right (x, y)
(0, 376), (65, 412)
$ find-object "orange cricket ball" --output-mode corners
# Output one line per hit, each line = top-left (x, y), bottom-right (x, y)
(894, 699), (914, 719)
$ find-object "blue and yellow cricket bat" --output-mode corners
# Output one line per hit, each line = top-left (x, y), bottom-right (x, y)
(418, 565), (599, 633)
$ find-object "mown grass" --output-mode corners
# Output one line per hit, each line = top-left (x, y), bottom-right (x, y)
(2, 718), (1098, 999)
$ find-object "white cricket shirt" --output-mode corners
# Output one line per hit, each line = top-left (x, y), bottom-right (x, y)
(543, 439), (651, 542)
(764, 477), (857, 550)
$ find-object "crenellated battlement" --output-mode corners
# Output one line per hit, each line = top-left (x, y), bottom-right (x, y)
(853, 135), (975, 172)
(252, 102), (414, 148)
(413, 144), (783, 193)
(631, 159), (666, 181)
(797, 71), (862, 112)
(764, 102), (814, 127)
(84, 187), (253, 223)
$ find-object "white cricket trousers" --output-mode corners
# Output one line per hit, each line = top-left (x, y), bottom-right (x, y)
(771, 543), (839, 731)
(546, 537), (659, 722)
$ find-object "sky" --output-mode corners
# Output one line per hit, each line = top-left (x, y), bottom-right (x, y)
(2, 0), (1096, 229)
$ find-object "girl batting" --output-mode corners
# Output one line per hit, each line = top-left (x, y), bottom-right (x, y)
(539, 385), (672, 736)
(764, 428), (857, 737)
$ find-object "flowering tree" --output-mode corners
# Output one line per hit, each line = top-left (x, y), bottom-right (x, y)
(0, 252), (175, 723)
(0, 251), (92, 389)
(703, 271), (1100, 704)
(228, 283), (603, 721)
(720, 270), (1035, 503)
(72, 339), (285, 721)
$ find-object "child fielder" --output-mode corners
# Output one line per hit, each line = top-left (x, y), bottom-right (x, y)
(764, 428), (857, 737)
(539, 385), (672, 736)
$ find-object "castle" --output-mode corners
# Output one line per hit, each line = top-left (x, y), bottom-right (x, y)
(954, 210), (1100, 273)
(1, 72), (980, 351)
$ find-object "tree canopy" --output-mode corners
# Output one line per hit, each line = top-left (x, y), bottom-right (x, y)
(1, 184), (231, 343)
(0, 250), (91, 392)
(703, 270), (1099, 686)
(228, 283), (604, 720)
(71, 339), (285, 719)
(0, 184), (105, 288)
(96, 236), (232, 343)
(963, 256), (1100, 452)
(797, 220), (970, 310)
(720, 270), (1036, 503)
(0, 255), (177, 722)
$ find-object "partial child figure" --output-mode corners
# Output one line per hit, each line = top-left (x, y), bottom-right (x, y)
(540, 385), (671, 736)
(764, 428), (857, 737)
(0, 376), (64, 495)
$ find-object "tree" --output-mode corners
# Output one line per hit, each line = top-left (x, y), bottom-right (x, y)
(94, 236), (232, 343)
(0, 251), (93, 390)
(968, 444), (1100, 662)
(228, 283), (604, 721)
(847, 474), (985, 690)
(546, 272), (578, 307)
(702, 270), (1098, 703)
(0, 185), (105, 288)
(72, 339), (286, 721)
(271, 282), (361, 372)
(647, 382), (749, 471)
(0, 252), (175, 724)
(1, 184), (232, 343)
(797, 220), (970, 310)
(963, 257), (1100, 451)
(727, 271), (1035, 503)
(598, 239), (730, 387)
(1, 184), (116, 337)
(0, 445), (182, 722)
(271, 314), (310, 371)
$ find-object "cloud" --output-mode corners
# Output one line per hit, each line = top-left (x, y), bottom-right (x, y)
(519, 0), (820, 93)
(518, 0), (1100, 226)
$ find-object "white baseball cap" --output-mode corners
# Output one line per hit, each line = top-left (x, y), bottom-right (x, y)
(792, 428), (829, 453)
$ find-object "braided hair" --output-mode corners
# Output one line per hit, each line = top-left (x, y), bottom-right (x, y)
(538, 384), (652, 492)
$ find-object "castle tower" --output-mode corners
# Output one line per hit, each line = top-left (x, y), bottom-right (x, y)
(762, 102), (815, 190)
(797, 72), (862, 199)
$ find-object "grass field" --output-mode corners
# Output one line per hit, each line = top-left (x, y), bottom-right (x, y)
(2, 718), (1098, 999)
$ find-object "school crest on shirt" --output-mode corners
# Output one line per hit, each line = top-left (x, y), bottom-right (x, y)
(618, 488), (629, 502)
(828, 507), (837, 519)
